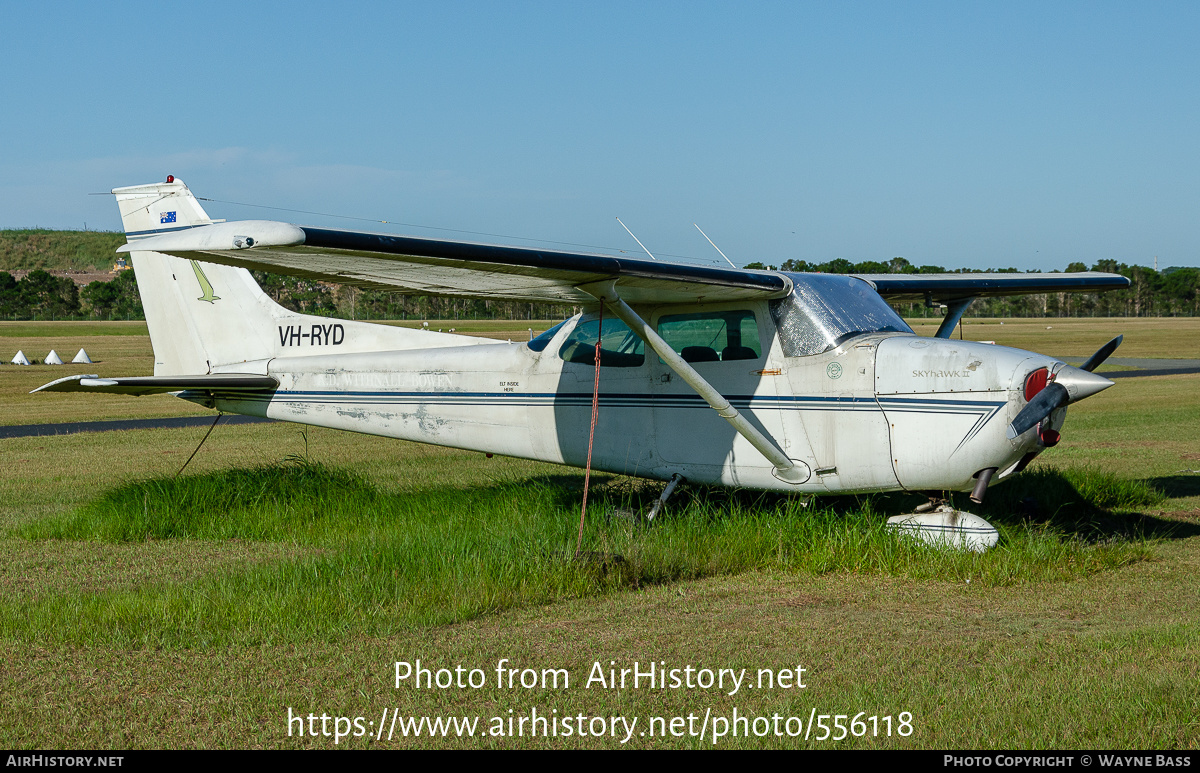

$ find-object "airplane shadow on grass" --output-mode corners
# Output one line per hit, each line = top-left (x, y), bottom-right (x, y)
(533, 468), (1200, 544)
(1146, 474), (1200, 500)
(963, 469), (1200, 542)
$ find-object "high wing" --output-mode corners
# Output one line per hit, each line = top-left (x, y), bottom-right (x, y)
(119, 221), (791, 306)
(854, 272), (1130, 304)
(120, 219), (1129, 305)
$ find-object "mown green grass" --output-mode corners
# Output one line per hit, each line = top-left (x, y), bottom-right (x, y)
(6, 459), (1163, 649)
(0, 320), (149, 338)
(905, 316), (1200, 359)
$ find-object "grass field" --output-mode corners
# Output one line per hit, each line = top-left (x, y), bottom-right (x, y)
(0, 318), (1198, 749)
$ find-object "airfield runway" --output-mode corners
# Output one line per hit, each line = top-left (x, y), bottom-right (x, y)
(0, 414), (273, 440)
(1076, 357), (1200, 378)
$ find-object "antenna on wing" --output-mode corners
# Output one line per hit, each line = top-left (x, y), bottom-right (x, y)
(693, 224), (737, 268)
(615, 217), (657, 261)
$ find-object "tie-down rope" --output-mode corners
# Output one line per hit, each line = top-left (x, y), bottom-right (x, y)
(575, 304), (604, 558)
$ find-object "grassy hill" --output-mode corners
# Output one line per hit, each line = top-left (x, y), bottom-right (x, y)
(0, 230), (126, 272)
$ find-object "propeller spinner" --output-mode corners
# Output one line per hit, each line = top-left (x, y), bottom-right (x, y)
(1006, 336), (1122, 440)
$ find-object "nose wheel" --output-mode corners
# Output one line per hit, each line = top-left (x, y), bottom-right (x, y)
(891, 493), (999, 552)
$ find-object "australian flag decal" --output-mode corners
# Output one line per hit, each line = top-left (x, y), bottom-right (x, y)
(160, 211), (177, 224)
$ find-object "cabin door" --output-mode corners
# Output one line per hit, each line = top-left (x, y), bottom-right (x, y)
(649, 305), (794, 484)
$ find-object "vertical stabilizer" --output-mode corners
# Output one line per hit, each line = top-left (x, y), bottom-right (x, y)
(114, 178), (286, 376)
(112, 178), (467, 377)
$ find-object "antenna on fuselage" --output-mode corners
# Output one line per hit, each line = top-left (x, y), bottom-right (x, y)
(693, 223), (737, 268)
(615, 217), (658, 261)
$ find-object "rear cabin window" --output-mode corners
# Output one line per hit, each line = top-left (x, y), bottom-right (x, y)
(527, 320), (568, 352)
(558, 317), (645, 368)
(656, 310), (762, 363)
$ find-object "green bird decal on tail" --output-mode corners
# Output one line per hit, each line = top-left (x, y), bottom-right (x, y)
(189, 260), (221, 303)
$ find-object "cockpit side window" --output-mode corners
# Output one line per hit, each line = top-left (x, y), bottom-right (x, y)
(557, 317), (645, 367)
(656, 310), (761, 363)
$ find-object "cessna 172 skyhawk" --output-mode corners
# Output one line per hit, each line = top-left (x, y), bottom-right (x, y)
(37, 178), (1129, 546)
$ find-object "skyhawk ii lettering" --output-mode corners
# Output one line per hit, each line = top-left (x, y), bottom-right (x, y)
(35, 177), (1131, 551)
(913, 370), (971, 378)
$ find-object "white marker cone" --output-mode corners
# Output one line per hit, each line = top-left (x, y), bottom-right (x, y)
(72, 348), (92, 364)
(11, 350), (30, 365)
(44, 350), (64, 365)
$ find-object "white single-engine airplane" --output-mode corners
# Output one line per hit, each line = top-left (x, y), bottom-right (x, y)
(38, 178), (1129, 546)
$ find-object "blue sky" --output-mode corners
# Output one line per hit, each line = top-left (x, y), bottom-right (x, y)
(2, 1), (1197, 270)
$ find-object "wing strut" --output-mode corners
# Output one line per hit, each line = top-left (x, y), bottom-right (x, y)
(935, 297), (976, 339)
(579, 280), (810, 485)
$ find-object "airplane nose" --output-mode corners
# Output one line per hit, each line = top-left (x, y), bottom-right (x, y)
(1007, 363), (1114, 440)
(1052, 364), (1115, 402)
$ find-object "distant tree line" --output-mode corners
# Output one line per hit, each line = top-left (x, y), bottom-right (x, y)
(2, 256), (1198, 321)
(250, 272), (572, 321)
(743, 256), (1200, 318)
(0, 269), (143, 320)
(0, 267), (568, 321)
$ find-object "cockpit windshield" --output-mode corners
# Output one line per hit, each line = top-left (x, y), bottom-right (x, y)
(770, 274), (912, 357)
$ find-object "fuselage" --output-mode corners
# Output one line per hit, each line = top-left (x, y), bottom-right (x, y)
(98, 179), (1117, 499)
(197, 298), (1061, 496)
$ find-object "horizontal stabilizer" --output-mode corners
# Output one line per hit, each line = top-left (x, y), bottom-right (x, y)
(32, 373), (279, 397)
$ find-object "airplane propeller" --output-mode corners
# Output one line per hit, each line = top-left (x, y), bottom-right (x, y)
(1006, 336), (1122, 440)
(1078, 334), (1123, 374)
